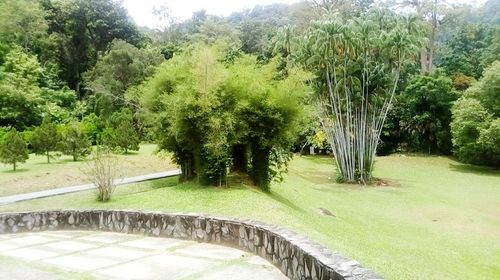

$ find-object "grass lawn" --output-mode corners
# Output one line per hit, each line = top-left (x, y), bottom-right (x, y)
(0, 144), (176, 196)
(0, 155), (499, 279)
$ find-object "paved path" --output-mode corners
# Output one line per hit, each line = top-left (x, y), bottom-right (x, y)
(0, 231), (287, 280)
(0, 169), (181, 206)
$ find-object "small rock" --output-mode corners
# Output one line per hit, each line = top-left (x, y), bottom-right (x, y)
(318, 208), (336, 217)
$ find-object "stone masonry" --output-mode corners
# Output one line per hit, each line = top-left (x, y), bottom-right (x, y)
(0, 210), (383, 280)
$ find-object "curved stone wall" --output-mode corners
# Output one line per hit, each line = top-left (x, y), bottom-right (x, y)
(0, 210), (382, 280)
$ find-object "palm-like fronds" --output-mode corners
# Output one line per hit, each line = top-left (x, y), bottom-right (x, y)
(300, 9), (424, 183)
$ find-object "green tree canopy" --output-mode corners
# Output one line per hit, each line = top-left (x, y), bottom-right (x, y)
(451, 61), (500, 166)
(59, 122), (91, 161)
(396, 70), (457, 154)
(31, 117), (60, 163)
(102, 109), (140, 154)
(0, 47), (43, 129)
(298, 9), (425, 183)
(0, 128), (29, 171)
(84, 39), (164, 116)
(140, 44), (310, 189)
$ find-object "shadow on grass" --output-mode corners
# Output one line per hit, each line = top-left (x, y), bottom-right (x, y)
(267, 191), (305, 213)
(151, 177), (180, 189)
(298, 155), (333, 165)
(448, 163), (500, 177)
(295, 170), (335, 185)
(2, 168), (29, 173)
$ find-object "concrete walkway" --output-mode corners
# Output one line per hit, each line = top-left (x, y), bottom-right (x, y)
(0, 231), (287, 280)
(0, 169), (181, 206)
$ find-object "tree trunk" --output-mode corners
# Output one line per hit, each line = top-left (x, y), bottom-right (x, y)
(232, 144), (248, 172)
(47, 151), (50, 163)
(179, 153), (195, 182)
(13, 162), (16, 171)
(420, 49), (430, 73)
(250, 142), (270, 191)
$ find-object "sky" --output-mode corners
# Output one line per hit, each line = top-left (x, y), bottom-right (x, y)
(123, 0), (302, 28)
(123, 0), (487, 29)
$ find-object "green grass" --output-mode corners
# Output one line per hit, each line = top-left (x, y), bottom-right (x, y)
(1, 155), (499, 280)
(0, 144), (175, 196)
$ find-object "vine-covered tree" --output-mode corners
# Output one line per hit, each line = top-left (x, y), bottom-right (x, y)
(298, 10), (424, 183)
(0, 128), (29, 171)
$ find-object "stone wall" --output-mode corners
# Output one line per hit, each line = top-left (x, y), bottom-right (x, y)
(0, 210), (382, 280)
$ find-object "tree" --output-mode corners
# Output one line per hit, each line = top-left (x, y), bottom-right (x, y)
(84, 39), (164, 116)
(465, 61), (500, 116)
(59, 122), (91, 161)
(397, 70), (457, 154)
(142, 45), (233, 184)
(0, 128), (29, 171)
(227, 56), (309, 190)
(140, 44), (309, 189)
(438, 23), (495, 79)
(450, 61), (500, 166)
(102, 109), (140, 154)
(0, 0), (50, 52)
(31, 117), (60, 163)
(0, 47), (43, 130)
(298, 10), (424, 183)
(41, 0), (144, 95)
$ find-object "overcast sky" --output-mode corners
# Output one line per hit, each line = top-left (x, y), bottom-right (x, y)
(123, 0), (486, 29)
(123, 0), (302, 28)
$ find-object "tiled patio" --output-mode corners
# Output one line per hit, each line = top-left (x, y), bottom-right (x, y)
(0, 231), (287, 280)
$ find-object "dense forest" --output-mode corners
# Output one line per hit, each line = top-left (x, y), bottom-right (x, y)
(0, 0), (498, 187)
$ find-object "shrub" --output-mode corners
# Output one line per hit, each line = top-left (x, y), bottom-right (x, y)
(84, 146), (120, 202)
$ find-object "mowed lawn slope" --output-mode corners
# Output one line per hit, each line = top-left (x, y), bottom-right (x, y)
(0, 144), (176, 196)
(0, 155), (499, 280)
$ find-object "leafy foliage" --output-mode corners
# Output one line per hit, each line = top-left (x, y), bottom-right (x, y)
(141, 44), (309, 190)
(0, 128), (29, 171)
(58, 122), (91, 161)
(0, 47), (43, 129)
(451, 62), (500, 166)
(396, 70), (457, 154)
(84, 40), (164, 115)
(31, 117), (60, 163)
(102, 109), (140, 154)
(438, 23), (495, 79)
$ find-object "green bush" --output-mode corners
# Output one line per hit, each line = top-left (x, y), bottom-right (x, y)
(450, 62), (500, 166)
